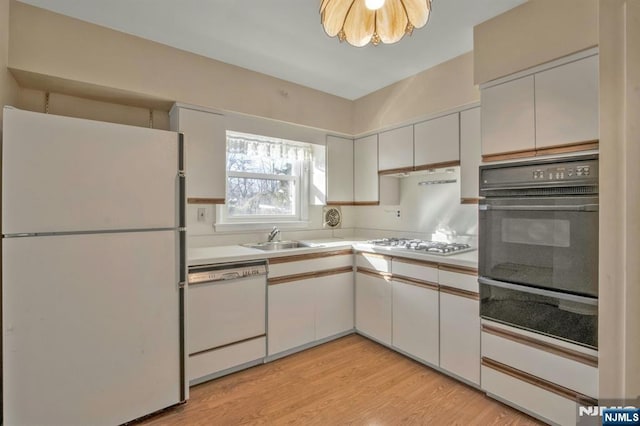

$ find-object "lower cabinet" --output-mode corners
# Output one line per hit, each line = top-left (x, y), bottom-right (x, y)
(268, 279), (316, 355)
(316, 272), (354, 341)
(439, 291), (480, 385)
(481, 320), (598, 426)
(355, 254), (480, 384)
(355, 270), (392, 345)
(391, 279), (439, 366)
(267, 249), (354, 357)
(438, 266), (481, 385)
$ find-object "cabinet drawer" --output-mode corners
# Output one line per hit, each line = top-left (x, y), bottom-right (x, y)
(356, 252), (390, 273)
(269, 251), (353, 278)
(481, 364), (578, 426)
(482, 324), (598, 398)
(391, 258), (438, 283)
(189, 336), (265, 384)
(438, 266), (478, 293)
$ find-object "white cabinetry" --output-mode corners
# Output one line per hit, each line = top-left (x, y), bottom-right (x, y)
(459, 107), (481, 202)
(355, 253), (392, 345)
(535, 55), (599, 148)
(267, 250), (354, 357)
(268, 279), (316, 356)
(378, 125), (413, 172)
(481, 320), (598, 425)
(169, 104), (226, 203)
(481, 76), (535, 157)
(315, 273), (354, 340)
(354, 134), (379, 204)
(391, 259), (439, 366)
(414, 113), (460, 169)
(481, 51), (599, 160)
(326, 135), (354, 204)
(438, 267), (480, 385)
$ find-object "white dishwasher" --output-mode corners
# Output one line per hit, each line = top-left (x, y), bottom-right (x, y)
(187, 260), (267, 385)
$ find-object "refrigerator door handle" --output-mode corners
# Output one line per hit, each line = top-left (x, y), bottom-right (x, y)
(178, 172), (186, 229)
(178, 228), (187, 401)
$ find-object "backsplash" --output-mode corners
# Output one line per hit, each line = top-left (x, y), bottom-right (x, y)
(187, 204), (357, 247)
(353, 167), (478, 245)
(187, 167), (478, 248)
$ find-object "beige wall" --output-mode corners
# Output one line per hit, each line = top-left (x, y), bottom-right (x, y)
(16, 88), (170, 130)
(8, 1), (353, 134)
(0, 0), (19, 125)
(352, 52), (478, 135)
(598, 0), (640, 400)
(474, 0), (598, 84)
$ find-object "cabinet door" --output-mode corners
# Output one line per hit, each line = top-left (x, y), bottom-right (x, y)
(414, 113), (459, 168)
(326, 136), (354, 204)
(460, 107), (481, 201)
(392, 281), (439, 365)
(354, 134), (379, 203)
(355, 272), (391, 345)
(315, 272), (354, 340)
(440, 293), (480, 385)
(378, 125), (413, 172)
(481, 76), (535, 157)
(267, 280), (315, 355)
(170, 106), (226, 202)
(535, 55), (599, 149)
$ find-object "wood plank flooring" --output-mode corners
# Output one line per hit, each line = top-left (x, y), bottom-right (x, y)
(137, 335), (543, 425)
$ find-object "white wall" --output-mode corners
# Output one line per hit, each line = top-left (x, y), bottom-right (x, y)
(353, 168), (478, 244)
(186, 111), (358, 248)
(598, 0), (640, 400)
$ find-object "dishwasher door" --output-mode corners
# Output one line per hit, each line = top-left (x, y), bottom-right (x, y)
(188, 267), (266, 355)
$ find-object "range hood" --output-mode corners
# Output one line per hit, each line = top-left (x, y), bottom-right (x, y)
(386, 166), (459, 185)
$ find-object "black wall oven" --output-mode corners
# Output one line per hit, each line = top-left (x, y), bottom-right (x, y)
(478, 154), (599, 349)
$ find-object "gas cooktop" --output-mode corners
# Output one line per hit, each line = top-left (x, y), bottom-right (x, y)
(368, 238), (474, 256)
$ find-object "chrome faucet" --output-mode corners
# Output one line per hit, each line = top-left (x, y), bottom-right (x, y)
(267, 226), (280, 242)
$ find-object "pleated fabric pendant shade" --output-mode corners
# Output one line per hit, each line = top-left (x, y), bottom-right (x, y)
(320, 0), (431, 47)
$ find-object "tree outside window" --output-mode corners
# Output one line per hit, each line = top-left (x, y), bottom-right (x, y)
(225, 131), (311, 222)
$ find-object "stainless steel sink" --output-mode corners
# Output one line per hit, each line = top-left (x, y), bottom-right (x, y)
(243, 241), (308, 251)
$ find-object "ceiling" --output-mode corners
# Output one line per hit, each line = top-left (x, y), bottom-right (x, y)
(18, 0), (527, 100)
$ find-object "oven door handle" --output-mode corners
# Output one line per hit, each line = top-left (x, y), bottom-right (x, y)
(478, 277), (598, 305)
(479, 204), (598, 212)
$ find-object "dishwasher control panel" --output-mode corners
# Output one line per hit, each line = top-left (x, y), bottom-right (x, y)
(188, 260), (267, 284)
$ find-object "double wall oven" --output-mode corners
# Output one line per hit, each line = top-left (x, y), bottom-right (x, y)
(478, 154), (599, 349)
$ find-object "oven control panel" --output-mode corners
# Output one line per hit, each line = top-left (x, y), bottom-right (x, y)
(479, 154), (599, 194)
(532, 165), (591, 181)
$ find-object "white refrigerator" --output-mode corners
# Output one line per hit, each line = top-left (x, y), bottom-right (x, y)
(1, 107), (187, 425)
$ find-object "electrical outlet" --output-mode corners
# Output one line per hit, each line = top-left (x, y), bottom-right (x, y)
(396, 210), (401, 218)
(197, 207), (206, 222)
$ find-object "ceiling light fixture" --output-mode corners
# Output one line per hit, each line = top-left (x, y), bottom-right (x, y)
(320, 0), (432, 47)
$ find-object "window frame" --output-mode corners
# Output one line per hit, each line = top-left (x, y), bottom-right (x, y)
(215, 131), (311, 231)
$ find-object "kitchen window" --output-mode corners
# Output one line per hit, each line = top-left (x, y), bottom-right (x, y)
(218, 131), (311, 227)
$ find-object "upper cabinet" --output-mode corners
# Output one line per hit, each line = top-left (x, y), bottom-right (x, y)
(534, 55), (599, 149)
(414, 113), (460, 170)
(460, 107), (481, 203)
(354, 135), (379, 204)
(326, 136), (354, 205)
(378, 125), (413, 173)
(170, 104), (226, 204)
(481, 76), (535, 157)
(481, 51), (599, 161)
(377, 114), (461, 175)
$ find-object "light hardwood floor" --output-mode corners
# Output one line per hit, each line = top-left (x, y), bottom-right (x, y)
(137, 335), (543, 425)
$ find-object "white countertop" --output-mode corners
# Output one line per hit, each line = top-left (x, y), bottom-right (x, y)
(188, 238), (477, 269)
(352, 243), (478, 269)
